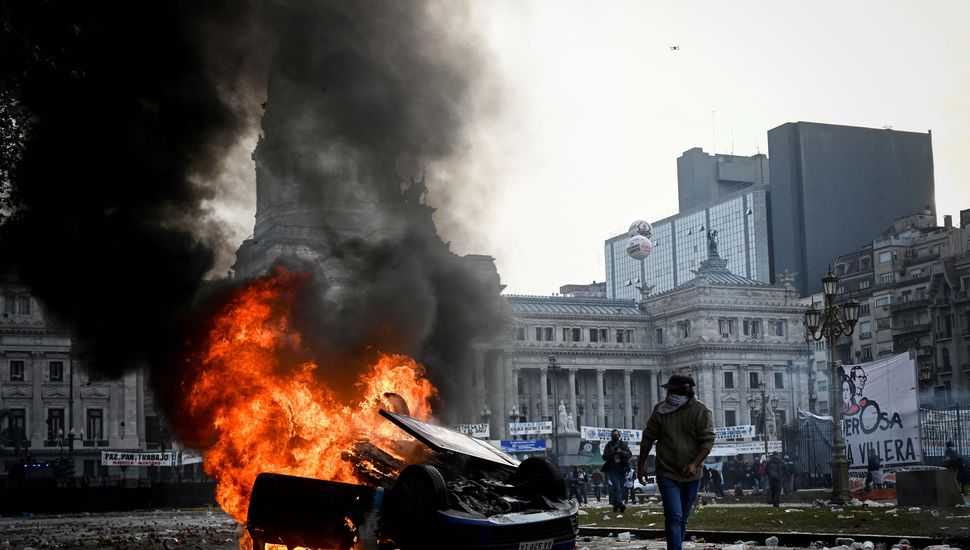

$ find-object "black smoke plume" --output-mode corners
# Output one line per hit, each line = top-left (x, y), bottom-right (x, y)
(0, 0), (266, 376)
(1, 0), (507, 425)
(238, 0), (509, 419)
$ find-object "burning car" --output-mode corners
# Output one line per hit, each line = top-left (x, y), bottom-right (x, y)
(246, 409), (578, 550)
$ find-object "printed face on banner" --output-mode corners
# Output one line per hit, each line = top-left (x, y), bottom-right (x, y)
(838, 353), (921, 468)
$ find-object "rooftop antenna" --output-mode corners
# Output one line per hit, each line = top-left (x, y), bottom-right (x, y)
(711, 109), (716, 155)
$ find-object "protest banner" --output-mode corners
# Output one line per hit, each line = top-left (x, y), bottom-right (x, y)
(837, 352), (922, 469)
(509, 421), (552, 436)
(453, 423), (490, 439)
(715, 425), (755, 440)
(101, 451), (179, 467)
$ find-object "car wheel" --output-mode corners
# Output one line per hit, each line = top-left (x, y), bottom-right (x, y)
(510, 457), (566, 500)
(384, 464), (448, 549)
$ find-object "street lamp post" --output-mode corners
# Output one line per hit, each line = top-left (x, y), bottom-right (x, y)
(804, 267), (860, 504)
(547, 355), (561, 464)
(747, 382), (779, 458)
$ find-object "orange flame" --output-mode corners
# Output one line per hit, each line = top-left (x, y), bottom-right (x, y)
(185, 268), (436, 521)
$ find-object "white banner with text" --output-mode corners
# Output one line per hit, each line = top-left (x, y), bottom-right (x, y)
(838, 352), (921, 469)
(509, 421), (553, 436)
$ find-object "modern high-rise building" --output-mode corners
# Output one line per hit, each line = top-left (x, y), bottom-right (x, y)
(677, 148), (769, 212)
(605, 186), (771, 299)
(767, 122), (936, 296)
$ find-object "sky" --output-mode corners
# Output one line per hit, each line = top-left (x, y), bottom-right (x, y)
(212, 1), (970, 296)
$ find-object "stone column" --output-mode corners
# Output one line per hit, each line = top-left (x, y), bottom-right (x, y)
(474, 350), (486, 420)
(712, 364), (722, 424)
(623, 369), (633, 429)
(595, 369), (605, 427)
(539, 367), (549, 420)
(123, 372), (139, 446)
(511, 365), (521, 419)
(487, 352), (506, 440)
(655, 370), (664, 403)
(567, 368), (577, 423)
(30, 353), (44, 444)
(693, 366), (703, 403)
(137, 367), (146, 445)
(503, 352), (515, 439)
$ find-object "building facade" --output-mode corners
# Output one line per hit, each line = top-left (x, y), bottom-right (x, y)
(605, 186), (771, 299)
(482, 243), (809, 448)
(0, 280), (173, 484)
(826, 210), (970, 404)
(677, 148), (769, 212)
(768, 121), (936, 296)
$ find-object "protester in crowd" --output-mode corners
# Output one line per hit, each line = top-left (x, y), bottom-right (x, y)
(590, 469), (604, 502)
(602, 428), (632, 513)
(788, 454), (800, 492)
(577, 466), (589, 504)
(624, 466), (636, 504)
(637, 374), (715, 550)
(783, 455), (794, 494)
(732, 456), (745, 497)
(765, 451), (786, 507)
(568, 467), (582, 503)
(710, 465), (724, 497)
(865, 448), (883, 492)
(750, 458), (762, 494)
(943, 441), (967, 495)
(700, 466), (710, 493)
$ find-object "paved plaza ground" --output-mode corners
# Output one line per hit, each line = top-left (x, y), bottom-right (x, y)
(0, 506), (963, 550)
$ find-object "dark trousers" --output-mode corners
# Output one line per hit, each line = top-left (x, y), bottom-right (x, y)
(768, 477), (782, 507)
(607, 469), (626, 511)
(657, 476), (700, 550)
(593, 484), (602, 501)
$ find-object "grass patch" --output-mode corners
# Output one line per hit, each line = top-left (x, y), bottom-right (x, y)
(581, 503), (970, 537)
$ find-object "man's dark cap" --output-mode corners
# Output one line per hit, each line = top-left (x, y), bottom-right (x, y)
(662, 374), (695, 389)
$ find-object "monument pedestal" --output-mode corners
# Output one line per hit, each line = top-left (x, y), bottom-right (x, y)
(550, 432), (583, 466)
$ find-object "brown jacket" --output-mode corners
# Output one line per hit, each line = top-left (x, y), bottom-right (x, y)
(640, 398), (715, 482)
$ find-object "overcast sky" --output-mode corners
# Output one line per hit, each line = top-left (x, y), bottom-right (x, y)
(438, 0), (970, 296)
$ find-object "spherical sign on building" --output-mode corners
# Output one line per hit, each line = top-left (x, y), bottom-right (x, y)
(626, 235), (653, 260)
(628, 220), (653, 239)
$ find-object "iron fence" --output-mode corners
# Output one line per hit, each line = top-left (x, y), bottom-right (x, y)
(782, 405), (969, 489)
(919, 404), (969, 465)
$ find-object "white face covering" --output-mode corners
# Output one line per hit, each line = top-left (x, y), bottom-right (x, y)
(657, 391), (690, 415)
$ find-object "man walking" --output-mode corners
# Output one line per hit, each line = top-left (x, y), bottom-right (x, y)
(602, 429), (632, 513)
(765, 451), (785, 507)
(591, 469), (604, 502)
(637, 374), (715, 550)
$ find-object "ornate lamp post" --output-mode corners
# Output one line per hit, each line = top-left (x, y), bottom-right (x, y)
(747, 382), (779, 458)
(547, 355), (561, 463)
(508, 406), (520, 441)
(804, 267), (860, 504)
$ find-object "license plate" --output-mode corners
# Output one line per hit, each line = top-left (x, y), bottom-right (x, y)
(519, 540), (553, 550)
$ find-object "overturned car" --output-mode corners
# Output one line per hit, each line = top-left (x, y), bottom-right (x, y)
(247, 409), (578, 550)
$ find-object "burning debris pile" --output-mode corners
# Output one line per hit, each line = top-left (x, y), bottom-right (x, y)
(180, 266), (436, 520)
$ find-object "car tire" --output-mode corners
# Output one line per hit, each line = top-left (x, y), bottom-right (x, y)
(384, 464), (448, 549)
(510, 457), (566, 500)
